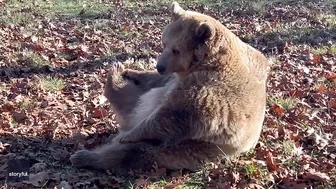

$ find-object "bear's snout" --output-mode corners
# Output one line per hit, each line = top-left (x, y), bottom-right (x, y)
(156, 65), (166, 75)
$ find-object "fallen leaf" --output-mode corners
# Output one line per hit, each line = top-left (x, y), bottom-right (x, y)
(302, 169), (330, 182)
(92, 107), (108, 118)
(329, 100), (336, 109)
(24, 171), (49, 187)
(278, 126), (290, 139)
(325, 72), (336, 83)
(12, 111), (27, 123)
(271, 104), (284, 116)
(266, 152), (278, 171)
(309, 54), (320, 64)
(123, 25), (129, 31)
(315, 85), (326, 93)
(1, 102), (15, 112)
(32, 44), (43, 52)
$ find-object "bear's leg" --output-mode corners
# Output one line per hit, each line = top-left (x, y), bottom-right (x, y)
(70, 142), (144, 172)
(104, 63), (173, 129)
(153, 141), (226, 170)
(104, 63), (143, 124)
(70, 131), (157, 172)
(70, 139), (222, 172)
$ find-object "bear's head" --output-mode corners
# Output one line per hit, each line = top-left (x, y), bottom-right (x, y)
(156, 2), (222, 76)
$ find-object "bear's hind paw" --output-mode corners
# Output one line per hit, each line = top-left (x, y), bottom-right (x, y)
(70, 150), (99, 169)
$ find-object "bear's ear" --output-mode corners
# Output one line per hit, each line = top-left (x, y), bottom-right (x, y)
(171, 2), (185, 21)
(195, 22), (215, 41)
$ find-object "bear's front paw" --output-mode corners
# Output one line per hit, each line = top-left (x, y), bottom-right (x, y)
(121, 69), (140, 85)
(109, 62), (125, 78)
(70, 150), (98, 169)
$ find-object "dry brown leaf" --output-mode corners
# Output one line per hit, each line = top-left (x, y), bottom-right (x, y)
(329, 100), (336, 109)
(325, 72), (336, 83)
(271, 104), (284, 116)
(12, 111), (27, 123)
(278, 126), (291, 139)
(266, 152), (278, 171)
(315, 85), (326, 93)
(309, 54), (320, 64)
(302, 169), (330, 182)
(92, 107), (108, 118)
(1, 102), (15, 112)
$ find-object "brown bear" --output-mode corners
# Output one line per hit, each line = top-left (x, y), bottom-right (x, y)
(70, 2), (269, 173)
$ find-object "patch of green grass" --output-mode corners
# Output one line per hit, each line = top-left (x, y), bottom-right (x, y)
(263, 24), (335, 46)
(259, 136), (275, 147)
(123, 0), (278, 14)
(241, 147), (257, 158)
(249, 0), (268, 15)
(124, 0), (171, 7)
(40, 76), (66, 92)
(311, 45), (336, 55)
(0, 84), (8, 93)
(0, 13), (32, 26)
(244, 163), (260, 178)
(268, 56), (281, 66)
(23, 50), (50, 68)
(282, 140), (296, 155)
(4, 0), (112, 18)
(148, 178), (170, 188)
(10, 119), (18, 127)
(92, 20), (110, 31)
(311, 46), (329, 55)
(190, 0), (237, 6)
(267, 95), (298, 110)
(318, 14), (336, 28)
(319, 77), (335, 88)
(43, 0), (110, 17)
(18, 100), (31, 109)
(298, 122), (309, 130)
(282, 158), (300, 171)
(330, 45), (336, 54)
(181, 173), (207, 188)
(180, 163), (213, 188)
(120, 175), (137, 189)
(239, 162), (269, 183)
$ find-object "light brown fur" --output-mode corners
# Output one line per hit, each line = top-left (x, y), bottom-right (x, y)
(70, 2), (269, 173)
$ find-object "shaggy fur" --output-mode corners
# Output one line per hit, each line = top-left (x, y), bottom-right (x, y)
(70, 2), (269, 172)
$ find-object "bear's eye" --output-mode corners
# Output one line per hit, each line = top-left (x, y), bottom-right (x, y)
(172, 49), (180, 55)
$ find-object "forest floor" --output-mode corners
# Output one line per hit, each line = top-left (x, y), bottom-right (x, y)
(0, 0), (335, 188)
